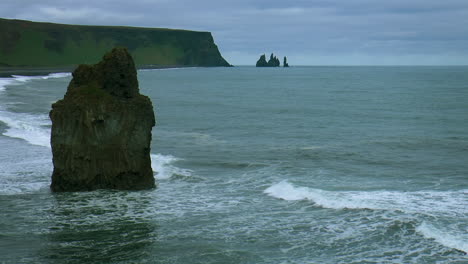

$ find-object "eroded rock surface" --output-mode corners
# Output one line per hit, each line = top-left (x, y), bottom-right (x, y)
(256, 53), (281, 67)
(50, 47), (156, 192)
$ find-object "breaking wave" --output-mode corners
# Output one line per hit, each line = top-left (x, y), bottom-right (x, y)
(265, 181), (468, 254)
(150, 154), (193, 179)
(0, 72), (72, 147)
(11, 72), (71, 82)
(0, 72), (71, 91)
(416, 222), (468, 254)
(0, 181), (49, 195)
(264, 181), (467, 216)
(0, 78), (15, 92)
(0, 109), (51, 148)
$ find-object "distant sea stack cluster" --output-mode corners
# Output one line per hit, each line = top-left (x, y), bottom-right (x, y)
(0, 18), (231, 68)
(256, 53), (289, 67)
(49, 47), (156, 192)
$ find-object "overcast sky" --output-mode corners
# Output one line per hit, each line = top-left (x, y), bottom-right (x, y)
(2, 0), (468, 65)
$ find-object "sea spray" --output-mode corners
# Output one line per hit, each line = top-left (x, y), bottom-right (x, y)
(416, 222), (468, 254)
(0, 73), (80, 147)
(265, 181), (468, 216)
(11, 72), (71, 82)
(0, 78), (15, 92)
(0, 109), (51, 148)
(151, 154), (193, 179)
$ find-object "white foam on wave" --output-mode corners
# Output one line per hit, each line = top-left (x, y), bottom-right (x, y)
(11, 72), (71, 82)
(0, 72), (71, 147)
(150, 154), (193, 179)
(416, 222), (468, 254)
(42, 72), (71, 79)
(11, 74), (45, 82)
(0, 109), (51, 148)
(264, 181), (467, 216)
(0, 182), (48, 195)
(0, 72), (71, 91)
(300, 146), (323, 150)
(266, 181), (468, 254)
(0, 78), (14, 91)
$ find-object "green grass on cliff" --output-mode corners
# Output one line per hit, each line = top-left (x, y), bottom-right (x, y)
(0, 18), (230, 68)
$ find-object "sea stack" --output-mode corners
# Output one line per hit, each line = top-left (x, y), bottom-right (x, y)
(256, 53), (281, 67)
(49, 47), (156, 192)
(283, 56), (289, 67)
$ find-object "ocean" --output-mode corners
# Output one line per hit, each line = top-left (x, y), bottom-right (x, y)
(0, 66), (467, 263)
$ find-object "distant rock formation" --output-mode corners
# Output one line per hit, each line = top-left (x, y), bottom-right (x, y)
(283, 56), (289, 67)
(256, 53), (282, 67)
(256, 54), (268, 67)
(268, 54), (280, 67)
(49, 47), (156, 192)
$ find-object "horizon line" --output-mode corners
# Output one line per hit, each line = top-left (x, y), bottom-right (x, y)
(233, 64), (468, 67)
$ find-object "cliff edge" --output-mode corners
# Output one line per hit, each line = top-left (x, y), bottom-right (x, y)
(0, 18), (231, 68)
(49, 47), (156, 192)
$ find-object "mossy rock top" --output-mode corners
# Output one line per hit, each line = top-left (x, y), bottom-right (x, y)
(68, 47), (139, 99)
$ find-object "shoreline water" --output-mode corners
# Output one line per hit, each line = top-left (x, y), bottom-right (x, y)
(0, 65), (204, 78)
(0, 66), (75, 78)
(3, 65), (466, 78)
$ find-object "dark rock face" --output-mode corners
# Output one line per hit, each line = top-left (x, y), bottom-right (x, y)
(49, 47), (156, 192)
(267, 53), (280, 67)
(256, 54), (268, 67)
(0, 18), (232, 68)
(256, 53), (281, 67)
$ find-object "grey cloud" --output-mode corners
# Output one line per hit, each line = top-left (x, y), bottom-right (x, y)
(1, 0), (467, 65)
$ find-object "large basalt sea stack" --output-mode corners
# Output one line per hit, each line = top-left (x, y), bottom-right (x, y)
(50, 47), (156, 192)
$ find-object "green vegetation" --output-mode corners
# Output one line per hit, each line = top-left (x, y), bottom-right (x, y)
(74, 81), (110, 101)
(0, 18), (231, 68)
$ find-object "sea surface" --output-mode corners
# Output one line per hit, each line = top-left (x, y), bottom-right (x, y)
(0, 66), (467, 263)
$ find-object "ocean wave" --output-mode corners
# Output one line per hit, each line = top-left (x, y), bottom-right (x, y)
(157, 130), (226, 145)
(300, 146), (324, 150)
(11, 72), (71, 82)
(43, 72), (72, 79)
(11, 74), (46, 82)
(264, 181), (467, 216)
(0, 72), (71, 92)
(0, 109), (51, 148)
(0, 182), (49, 195)
(150, 154), (193, 180)
(416, 222), (468, 254)
(0, 78), (16, 92)
(0, 72), (69, 148)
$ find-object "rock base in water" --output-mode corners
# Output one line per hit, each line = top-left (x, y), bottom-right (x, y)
(49, 47), (156, 192)
(256, 53), (281, 67)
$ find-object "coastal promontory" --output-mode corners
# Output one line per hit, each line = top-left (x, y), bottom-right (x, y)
(0, 18), (230, 68)
(49, 47), (156, 192)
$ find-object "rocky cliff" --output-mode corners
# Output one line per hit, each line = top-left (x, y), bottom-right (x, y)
(256, 53), (281, 67)
(0, 18), (231, 68)
(49, 47), (156, 192)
